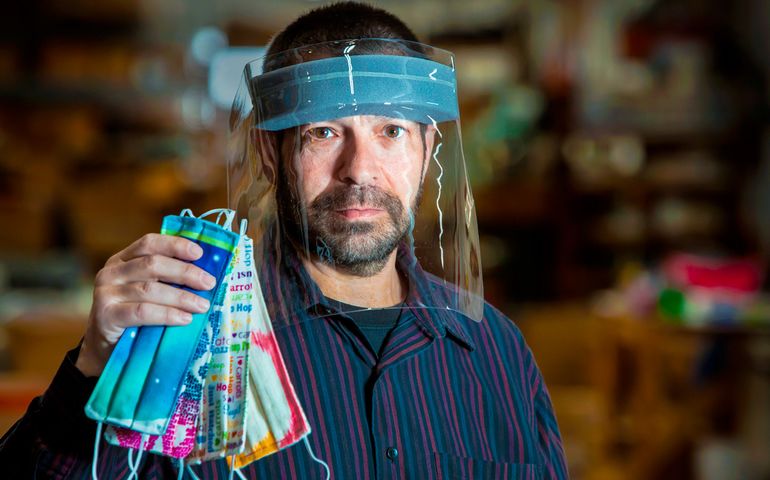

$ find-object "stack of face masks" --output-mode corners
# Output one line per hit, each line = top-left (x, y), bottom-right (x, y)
(85, 209), (320, 478)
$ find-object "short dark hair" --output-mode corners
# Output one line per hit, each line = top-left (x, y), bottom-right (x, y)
(264, 1), (420, 72)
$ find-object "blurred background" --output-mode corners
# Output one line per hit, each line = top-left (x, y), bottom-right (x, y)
(1, 0), (769, 478)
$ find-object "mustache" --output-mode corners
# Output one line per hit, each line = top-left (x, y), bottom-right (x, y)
(310, 185), (403, 216)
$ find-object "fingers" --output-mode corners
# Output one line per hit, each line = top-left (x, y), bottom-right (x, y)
(109, 234), (203, 266)
(91, 281), (213, 331)
(97, 254), (216, 291)
(107, 302), (195, 328)
(81, 232), (220, 376)
(115, 281), (211, 313)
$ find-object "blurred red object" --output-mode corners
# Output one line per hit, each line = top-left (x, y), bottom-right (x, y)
(663, 254), (764, 293)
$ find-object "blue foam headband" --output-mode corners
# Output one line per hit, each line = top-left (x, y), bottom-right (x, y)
(249, 55), (459, 131)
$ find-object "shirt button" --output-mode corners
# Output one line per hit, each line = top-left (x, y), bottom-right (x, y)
(386, 447), (398, 461)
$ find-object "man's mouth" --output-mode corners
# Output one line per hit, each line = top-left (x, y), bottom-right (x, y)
(335, 208), (385, 219)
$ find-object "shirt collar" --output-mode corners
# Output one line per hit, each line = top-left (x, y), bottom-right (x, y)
(257, 231), (476, 351)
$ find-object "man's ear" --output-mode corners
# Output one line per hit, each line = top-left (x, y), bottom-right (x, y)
(252, 128), (280, 184)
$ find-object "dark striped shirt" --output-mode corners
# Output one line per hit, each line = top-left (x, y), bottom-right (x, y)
(0, 240), (568, 479)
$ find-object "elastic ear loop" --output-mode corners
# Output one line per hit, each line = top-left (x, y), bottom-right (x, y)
(186, 464), (203, 480)
(228, 457), (236, 480)
(239, 218), (248, 237)
(177, 433), (328, 480)
(126, 433), (148, 480)
(227, 456), (247, 480)
(176, 458), (185, 480)
(198, 208), (237, 230)
(198, 208), (228, 220)
(304, 437), (331, 480)
(126, 449), (136, 479)
(234, 466), (248, 480)
(222, 210), (237, 230)
(126, 446), (145, 480)
(91, 422), (103, 480)
(179, 208), (194, 218)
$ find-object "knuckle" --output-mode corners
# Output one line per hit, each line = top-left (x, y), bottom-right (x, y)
(142, 254), (162, 272)
(104, 253), (120, 267)
(93, 301), (121, 331)
(137, 234), (158, 252)
(92, 284), (108, 300)
(94, 268), (109, 286)
(177, 238), (199, 259)
(100, 302), (119, 325)
(137, 281), (155, 297)
(187, 264), (204, 281)
(91, 286), (111, 311)
(177, 237), (193, 249)
(182, 292), (200, 307)
(133, 303), (151, 322)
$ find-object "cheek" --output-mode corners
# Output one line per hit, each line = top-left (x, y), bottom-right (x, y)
(295, 148), (336, 202)
(387, 150), (424, 207)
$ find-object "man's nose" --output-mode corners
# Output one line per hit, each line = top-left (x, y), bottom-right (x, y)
(335, 132), (380, 185)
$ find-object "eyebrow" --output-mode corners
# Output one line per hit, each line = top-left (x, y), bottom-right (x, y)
(373, 116), (414, 124)
(300, 116), (417, 129)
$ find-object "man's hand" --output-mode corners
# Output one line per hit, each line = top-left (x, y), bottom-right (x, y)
(75, 234), (217, 377)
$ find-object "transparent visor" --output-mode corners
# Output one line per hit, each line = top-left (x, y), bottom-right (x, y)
(227, 38), (483, 323)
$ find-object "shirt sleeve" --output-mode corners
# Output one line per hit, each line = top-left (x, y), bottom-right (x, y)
(0, 345), (99, 478)
(532, 367), (569, 479)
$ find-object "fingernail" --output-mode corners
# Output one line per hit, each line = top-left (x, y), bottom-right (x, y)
(179, 312), (193, 323)
(204, 274), (216, 289)
(196, 297), (210, 311)
(189, 243), (203, 258)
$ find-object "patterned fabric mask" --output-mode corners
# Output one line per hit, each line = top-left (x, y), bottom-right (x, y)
(186, 231), (254, 463)
(229, 235), (311, 469)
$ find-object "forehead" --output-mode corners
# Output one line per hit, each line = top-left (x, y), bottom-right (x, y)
(300, 115), (422, 127)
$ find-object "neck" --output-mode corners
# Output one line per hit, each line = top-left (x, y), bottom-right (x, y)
(302, 250), (406, 307)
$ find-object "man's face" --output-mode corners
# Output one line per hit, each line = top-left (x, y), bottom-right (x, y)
(276, 115), (434, 277)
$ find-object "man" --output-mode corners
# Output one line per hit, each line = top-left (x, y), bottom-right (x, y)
(0, 2), (568, 478)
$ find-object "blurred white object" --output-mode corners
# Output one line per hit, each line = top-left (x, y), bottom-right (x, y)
(209, 47), (266, 110)
(695, 437), (747, 480)
(191, 27), (228, 67)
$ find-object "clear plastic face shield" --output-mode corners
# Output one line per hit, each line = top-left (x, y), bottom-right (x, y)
(227, 38), (483, 321)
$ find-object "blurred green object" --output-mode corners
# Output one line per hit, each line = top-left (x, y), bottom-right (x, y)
(464, 84), (544, 186)
(658, 288), (686, 323)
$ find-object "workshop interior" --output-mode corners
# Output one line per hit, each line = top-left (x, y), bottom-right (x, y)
(0, 1), (769, 478)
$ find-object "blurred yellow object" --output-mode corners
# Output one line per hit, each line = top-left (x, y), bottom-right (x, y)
(516, 302), (770, 479)
(137, 163), (187, 205)
(517, 303), (614, 478)
(4, 313), (86, 379)
(0, 313), (85, 435)
(65, 170), (163, 263)
(0, 373), (50, 435)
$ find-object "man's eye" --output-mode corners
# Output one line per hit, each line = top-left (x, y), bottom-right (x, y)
(308, 127), (334, 139)
(384, 125), (405, 139)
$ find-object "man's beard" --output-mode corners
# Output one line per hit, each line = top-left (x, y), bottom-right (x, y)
(276, 169), (416, 277)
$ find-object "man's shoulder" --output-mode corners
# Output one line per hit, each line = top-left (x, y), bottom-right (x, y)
(473, 299), (528, 346)
(421, 272), (526, 345)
